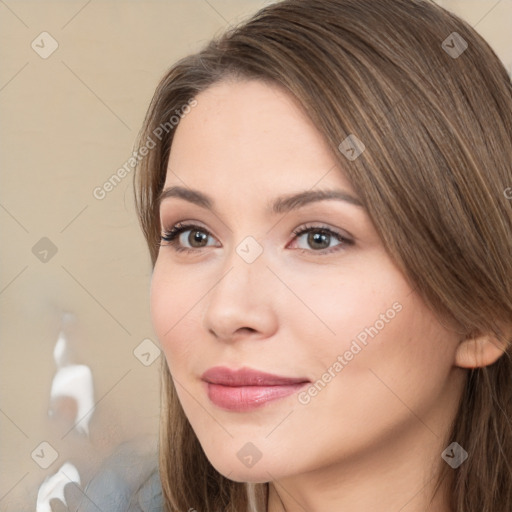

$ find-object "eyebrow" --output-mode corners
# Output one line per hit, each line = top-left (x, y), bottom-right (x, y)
(157, 185), (363, 215)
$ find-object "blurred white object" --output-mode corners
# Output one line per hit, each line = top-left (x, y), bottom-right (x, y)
(53, 330), (69, 367)
(48, 313), (95, 436)
(52, 312), (78, 367)
(50, 364), (95, 435)
(36, 462), (81, 512)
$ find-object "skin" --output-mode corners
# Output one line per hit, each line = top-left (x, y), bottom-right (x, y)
(150, 78), (505, 512)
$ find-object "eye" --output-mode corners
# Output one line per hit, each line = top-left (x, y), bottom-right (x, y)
(158, 221), (354, 255)
(158, 222), (218, 254)
(289, 223), (354, 254)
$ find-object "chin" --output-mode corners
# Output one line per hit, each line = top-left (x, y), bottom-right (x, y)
(222, 472), (272, 484)
(207, 458), (275, 484)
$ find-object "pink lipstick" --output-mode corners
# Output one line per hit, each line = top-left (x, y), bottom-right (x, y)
(201, 366), (310, 411)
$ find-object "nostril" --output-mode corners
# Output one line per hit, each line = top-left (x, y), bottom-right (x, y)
(238, 327), (257, 334)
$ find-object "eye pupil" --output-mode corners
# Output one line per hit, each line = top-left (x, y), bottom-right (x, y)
(309, 231), (329, 249)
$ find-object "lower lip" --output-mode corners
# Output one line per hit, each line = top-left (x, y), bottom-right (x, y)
(204, 381), (309, 411)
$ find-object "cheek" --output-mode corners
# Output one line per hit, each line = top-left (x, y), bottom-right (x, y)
(149, 265), (200, 364)
(312, 262), (410, 356)
(321, 290), (457, 420)
(149, 267), (172, 343)
(303, 256), (451, 393)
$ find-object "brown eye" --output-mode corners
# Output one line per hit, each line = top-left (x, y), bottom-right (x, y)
(159, 222), (218, 253)
(306, 231), (331, 250)
(187, 229), (209, 247)
(290, 224), (354, 254)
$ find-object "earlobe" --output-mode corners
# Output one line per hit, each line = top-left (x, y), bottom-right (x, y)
(454, 331), (509, 369)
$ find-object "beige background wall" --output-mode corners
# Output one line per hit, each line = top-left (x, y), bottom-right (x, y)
(1, 1), (510, 510)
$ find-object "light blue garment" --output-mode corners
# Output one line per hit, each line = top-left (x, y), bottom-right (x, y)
(68, 438), (163, 512)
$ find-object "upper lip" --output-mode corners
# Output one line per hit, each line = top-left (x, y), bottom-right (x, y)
(201, 366), (310, 386)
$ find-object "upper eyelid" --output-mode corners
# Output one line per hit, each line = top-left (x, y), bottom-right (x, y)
(161, 221), (341, 234)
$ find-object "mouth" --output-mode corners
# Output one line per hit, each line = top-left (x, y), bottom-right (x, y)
(201, 366), (310, 411)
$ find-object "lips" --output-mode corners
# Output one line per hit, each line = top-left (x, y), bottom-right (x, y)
(201, 366), (310, 411)
(201, 366), (310, 386)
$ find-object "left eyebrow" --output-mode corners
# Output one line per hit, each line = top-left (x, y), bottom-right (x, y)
(270, 188), (363, 213)
(157, 185), (364, 215)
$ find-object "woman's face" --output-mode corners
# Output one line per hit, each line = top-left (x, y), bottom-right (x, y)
(150, 78), (465, 483)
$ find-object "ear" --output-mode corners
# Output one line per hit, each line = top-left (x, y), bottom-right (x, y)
(455, 329), (510, 369)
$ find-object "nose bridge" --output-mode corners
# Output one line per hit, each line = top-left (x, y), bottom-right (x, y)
(216, 233), (268, 300)
(202, 234), (275, 339)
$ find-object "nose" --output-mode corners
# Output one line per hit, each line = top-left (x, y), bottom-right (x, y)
(201, 246), (278, 343)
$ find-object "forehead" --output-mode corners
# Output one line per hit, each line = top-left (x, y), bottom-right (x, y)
(165, 79), (354, 193)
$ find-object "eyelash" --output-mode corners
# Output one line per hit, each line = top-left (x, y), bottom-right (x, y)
(158, 221), (354, 255)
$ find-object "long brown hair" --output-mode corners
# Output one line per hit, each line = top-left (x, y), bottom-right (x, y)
(133, 1), (512, 510)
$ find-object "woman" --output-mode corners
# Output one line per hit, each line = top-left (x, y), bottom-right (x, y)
(133, 0), (512, 510)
